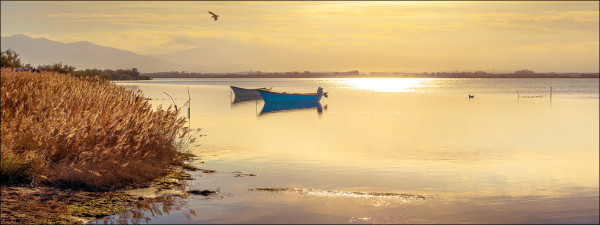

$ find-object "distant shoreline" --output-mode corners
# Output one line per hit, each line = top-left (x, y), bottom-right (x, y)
(144, 75), (600, 79)
(143, 71), (600, 79)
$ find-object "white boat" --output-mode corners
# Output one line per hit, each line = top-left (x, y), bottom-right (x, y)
(230, 86), (270, 97)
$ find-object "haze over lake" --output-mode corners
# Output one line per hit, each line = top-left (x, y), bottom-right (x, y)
(93, 78), (600, 224)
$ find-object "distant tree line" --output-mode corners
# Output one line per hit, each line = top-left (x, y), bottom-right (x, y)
(1, 49), (31, 68)
(144, 69), (598, 78)
(380, 70), (599, 78)
(1, 49), (150, 80)
(144, 70), (361, 78)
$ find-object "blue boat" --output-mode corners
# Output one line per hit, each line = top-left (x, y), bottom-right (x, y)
(258, 87), (328, 103)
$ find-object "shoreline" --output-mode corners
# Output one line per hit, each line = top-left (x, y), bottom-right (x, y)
(144, 75), (600, 79)
(0, 158), (211, 224)
(142, 72), (600, 79)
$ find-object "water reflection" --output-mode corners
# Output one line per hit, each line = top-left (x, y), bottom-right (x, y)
(231, 95), (262, 105)
(111, 78), (599, 224)
(93, 195), (200, 224)
(336, 78), (434, 92)
(259, 102), (324, 116)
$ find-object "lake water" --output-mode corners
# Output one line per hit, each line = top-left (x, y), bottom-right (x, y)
(96, 78), (598, 224)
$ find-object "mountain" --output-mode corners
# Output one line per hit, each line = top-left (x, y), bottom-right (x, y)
(0, 34), (176, 72)
(1, 34), (306, 73)
(0, 34), (256, 73)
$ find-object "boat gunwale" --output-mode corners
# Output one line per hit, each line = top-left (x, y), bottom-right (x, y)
(258, 89), (327, 97)
(230, 86), (271, 91)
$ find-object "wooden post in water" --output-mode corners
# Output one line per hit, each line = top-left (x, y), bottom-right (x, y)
(187, 86), (191, 128)
(550, 86), (553, 109)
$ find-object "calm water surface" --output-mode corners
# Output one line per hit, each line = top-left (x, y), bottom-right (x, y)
(97, 78), (598, 224)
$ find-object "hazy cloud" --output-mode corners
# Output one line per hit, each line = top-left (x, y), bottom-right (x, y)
(535, 10), (599, 22)
(2, 1), (598, 72)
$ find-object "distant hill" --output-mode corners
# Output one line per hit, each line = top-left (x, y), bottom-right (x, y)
(0, 34), (381, 73)
(0, 34), (248, 73)
(1, 34), (172, 72)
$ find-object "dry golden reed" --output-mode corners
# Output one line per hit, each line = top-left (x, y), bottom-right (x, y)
(1, 68), (196, 190)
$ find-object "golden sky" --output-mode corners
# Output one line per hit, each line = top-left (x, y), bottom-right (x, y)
(1, 1), (598, 73)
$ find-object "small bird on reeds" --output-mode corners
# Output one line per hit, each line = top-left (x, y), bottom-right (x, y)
(209, 11), (219, 21)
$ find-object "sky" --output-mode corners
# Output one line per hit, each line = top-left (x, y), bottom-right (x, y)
(1, 1), (599, 73)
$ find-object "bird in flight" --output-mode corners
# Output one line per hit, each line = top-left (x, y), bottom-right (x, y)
(208, 11), (219, 21)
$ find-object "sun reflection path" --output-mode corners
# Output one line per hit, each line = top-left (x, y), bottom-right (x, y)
(333, 78), (436, 92)
(248, 187), (435, 202)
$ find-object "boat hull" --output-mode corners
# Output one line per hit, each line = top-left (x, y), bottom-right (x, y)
(258, 90), (324, 103)
(230, 86), (267, 97)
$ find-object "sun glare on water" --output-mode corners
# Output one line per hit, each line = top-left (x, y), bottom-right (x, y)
(335, 78), (434, 92)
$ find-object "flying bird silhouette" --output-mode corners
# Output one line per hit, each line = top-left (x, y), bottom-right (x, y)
(208, 11), (219, 21)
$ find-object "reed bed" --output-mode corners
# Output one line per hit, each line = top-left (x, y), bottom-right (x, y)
(1, 68), (196, 190)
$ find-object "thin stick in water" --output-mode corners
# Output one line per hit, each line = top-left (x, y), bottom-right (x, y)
(163, 92), (178, 111)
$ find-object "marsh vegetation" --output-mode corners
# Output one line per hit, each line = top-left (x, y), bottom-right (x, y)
(0, 68), (199, 190)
